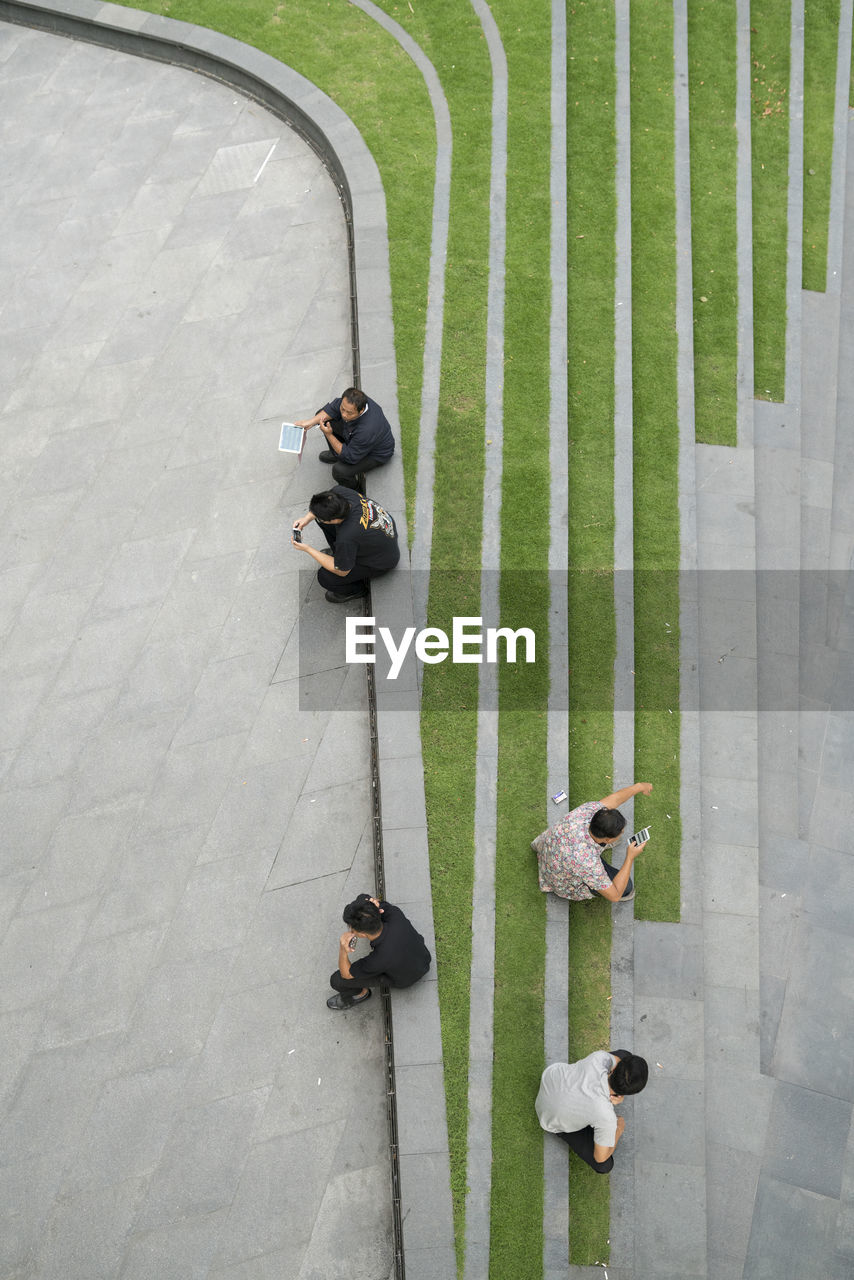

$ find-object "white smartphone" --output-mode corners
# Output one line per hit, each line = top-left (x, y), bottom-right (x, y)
(629, 826), (650, 847)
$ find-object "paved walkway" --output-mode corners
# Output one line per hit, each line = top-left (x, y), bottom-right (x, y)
(0, 22), (392, 1279)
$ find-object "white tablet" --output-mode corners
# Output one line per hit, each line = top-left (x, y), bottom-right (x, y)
(278, 422), (306, 456)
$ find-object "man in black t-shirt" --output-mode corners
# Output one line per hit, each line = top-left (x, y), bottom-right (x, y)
(291, 486), (400, 602)
(327, 894), (432, 1011)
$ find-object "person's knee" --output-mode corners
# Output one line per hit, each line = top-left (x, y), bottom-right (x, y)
(592, 1158), (614, 1175)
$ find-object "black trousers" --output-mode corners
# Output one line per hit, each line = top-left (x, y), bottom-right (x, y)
(326, 432), (389, 491)
(331, 453), (387, 491)
(330, 969), (384, 993)
(556, 1048), (631, 1174)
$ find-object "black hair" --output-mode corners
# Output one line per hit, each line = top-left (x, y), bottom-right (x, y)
(310, 490), (351, 522)
(340, 387), (367, 413)
(343, 896), (382, 934)
(589, 807), (626, 839)
(609, 1053), (648, 1096)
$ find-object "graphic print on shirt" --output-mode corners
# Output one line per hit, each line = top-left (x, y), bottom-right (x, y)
(358, 495), (396, 538)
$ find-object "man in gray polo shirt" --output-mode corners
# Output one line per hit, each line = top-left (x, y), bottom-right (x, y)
(535, 1048), (648, 1173)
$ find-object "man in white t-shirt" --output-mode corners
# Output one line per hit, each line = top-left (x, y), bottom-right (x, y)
(535, 1048), (648, 1172)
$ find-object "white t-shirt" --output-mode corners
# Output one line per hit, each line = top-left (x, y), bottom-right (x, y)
(535, 1051), (618, 1148)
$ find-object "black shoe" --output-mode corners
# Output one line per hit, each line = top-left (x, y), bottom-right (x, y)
(318, 449), (336, 463)
(325, 586), (368, 603)
(327, 990), (372, 1011)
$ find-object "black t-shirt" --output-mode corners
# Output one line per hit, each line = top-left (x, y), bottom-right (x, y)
(324, 485), (400, 574)
(349, 900), (432, 989)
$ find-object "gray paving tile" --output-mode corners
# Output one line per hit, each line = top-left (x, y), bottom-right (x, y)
(89, 529), (194, 618)
(0, 779), (72, 877)
(1, 1033), (120, 1162)
(51, 605), (158, 696)
(703, 842), (759, 915)
(266, 778), (370, 888)
(633, 922), (703, 999)
(634, 996), (705, 1080)
(0, 1149), (69, 1275)
(158, 847), (274, 962)
(705, 1142), (761, 1267)
(0, 899), (91, 1014)
(1, 581), (95, 673)
(633, 1075), (704, 1165)
(63, 1061), (189, 1193)
(70, 709), (182, 812)
(700, 774), (759, 845)
(395, 1063), (450, 1156)
(116, 949), (236, 1074)
(745, 1171), (840, 1279)
(704, 912), (759, 989)
(119, 1208), (231, 1280)
(763, 1080), (851, 1198)
(801, 844), (854, 935)
(133, 1087), (269, 1231)
(172, 649), (275, 747)
(633, 1159), (706, 1277)
(707, 1069), (774, 1158)
(772, 923), (854, 1100)
(36, 1174), (146, 1280)
(9, 686), (117, 783)
(211, 1122), (341, 1265)
(705, 985), (761, 1073)
(760, 972), (787, 1073)
(40, 923), (163, 1049)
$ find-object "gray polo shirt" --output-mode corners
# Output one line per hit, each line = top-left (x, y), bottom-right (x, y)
(535, 1050), (618, 1147)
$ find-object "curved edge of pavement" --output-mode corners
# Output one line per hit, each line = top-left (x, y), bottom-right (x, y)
(0, 2), (455, 1277)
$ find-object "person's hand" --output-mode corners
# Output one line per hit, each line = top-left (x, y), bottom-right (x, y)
(615, 1116), (626, 1138)
(636, 781), (653, 796)
(627, 837), (648, 856)
(340, 931), (356, 948)
(369, 896), (381, 909)
(318, 420), (333, 437)
(293, 515), (312, 531)
(291, 533), (311, 552)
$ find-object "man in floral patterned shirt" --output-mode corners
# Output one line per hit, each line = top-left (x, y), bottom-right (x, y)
(531, 781), (653, 902)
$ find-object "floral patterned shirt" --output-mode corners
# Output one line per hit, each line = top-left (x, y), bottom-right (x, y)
(532, 800), (613, 901)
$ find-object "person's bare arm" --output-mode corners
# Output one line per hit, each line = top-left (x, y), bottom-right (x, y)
(596, 840), (647, 901)
(317, 422), (343, 454)
(593, 1115), (625, 1162)
(294, 410), (331, 429)
(599, 781), (653, 808)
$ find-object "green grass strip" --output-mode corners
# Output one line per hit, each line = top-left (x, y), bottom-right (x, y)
(687, 0), (738, 445)
(486, 0), (553, 1271)
(630, 1), (682, 924)
(375, 3), (492, 1265)
(566, 0), (617, 1262)
(803, 0), (841, 291)
(751, 0), (791, 400)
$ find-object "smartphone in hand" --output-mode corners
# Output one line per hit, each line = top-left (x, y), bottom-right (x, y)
(292, 526), (302, 543)
(629, 826), (650, 847)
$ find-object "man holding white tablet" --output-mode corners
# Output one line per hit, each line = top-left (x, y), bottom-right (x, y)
(294, 387), (395, 491)
(291, 486), (400, 603)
